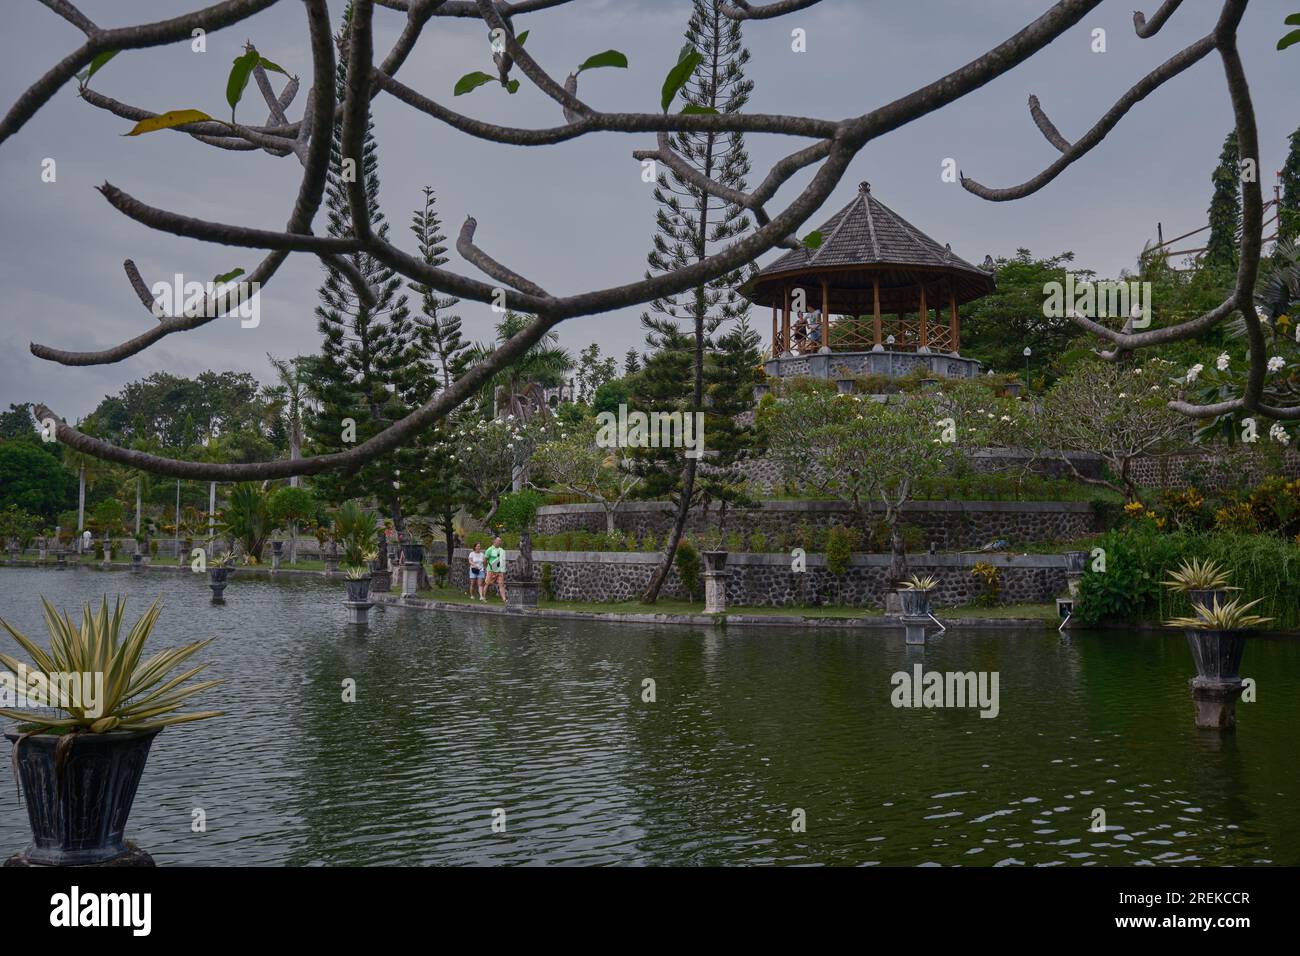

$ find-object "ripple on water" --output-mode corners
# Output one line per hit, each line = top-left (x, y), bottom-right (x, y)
(0, 567), (1297, 866)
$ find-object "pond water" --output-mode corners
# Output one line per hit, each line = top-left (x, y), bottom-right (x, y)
(0, 566), (1297, 866)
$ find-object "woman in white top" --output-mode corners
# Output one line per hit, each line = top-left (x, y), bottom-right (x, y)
(467, 543), (487, 601)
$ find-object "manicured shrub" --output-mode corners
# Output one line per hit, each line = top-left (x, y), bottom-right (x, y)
(749, 530), (768, 553)
(675, 538), (701, 599)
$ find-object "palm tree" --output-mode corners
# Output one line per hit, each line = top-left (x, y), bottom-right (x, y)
(266, 353), (314, 487)
(465, 312), (573, 421)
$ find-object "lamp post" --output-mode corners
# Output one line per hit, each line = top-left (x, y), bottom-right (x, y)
(1023, 346), (1032, 383)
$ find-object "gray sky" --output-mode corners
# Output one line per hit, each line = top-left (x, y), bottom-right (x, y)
(1, 0), (1295, 420)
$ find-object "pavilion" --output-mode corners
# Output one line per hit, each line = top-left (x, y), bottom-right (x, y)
(743, 182), (995, 381)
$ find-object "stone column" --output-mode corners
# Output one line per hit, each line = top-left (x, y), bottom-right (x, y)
(401, 560), (421, 599)
(1190, 678), (1245, 730)
(703, 569), (729, 614)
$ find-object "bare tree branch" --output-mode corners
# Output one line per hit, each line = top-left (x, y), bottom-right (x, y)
(720, 0), (825, 21)
(1133, 0), (1185, 38)
(961, 33), (1215, 201)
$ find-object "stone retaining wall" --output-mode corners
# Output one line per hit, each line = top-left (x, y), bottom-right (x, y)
(739, 448), (1104, 494)
(1126, 448), (1300, 491)
(450, 548), (1069, 609)
(535, 499), (1097, 550)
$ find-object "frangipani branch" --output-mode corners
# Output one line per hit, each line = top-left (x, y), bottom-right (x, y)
(4, 0), (1261, 480)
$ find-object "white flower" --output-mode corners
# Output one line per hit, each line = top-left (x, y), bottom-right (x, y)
(1270, 422), (1289, 444)
(1000, 415), (1011, 422)
(1216, 352), (1230, 371)
(1118, 393), (1127, 399)
(1268, 356), (1286, 373)
(1151, 385), (1160, 392)
(1186, 363), (1204, 383)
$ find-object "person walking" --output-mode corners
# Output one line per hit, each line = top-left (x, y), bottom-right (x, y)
(484, 536), (508, 602)
(468, 542), (487, 601)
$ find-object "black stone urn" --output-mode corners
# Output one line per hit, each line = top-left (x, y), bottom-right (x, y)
(208, 566), (231, 601)
(130, 552), (143, 571)
(1065, 550), (1089, 574)
(899, 588), (932, 617)
(345, 575), (373, 603)
(703, 550), (729, 573)
(5, 728), (161, 866)
(55, 550), (67, 569)
(401, 542), (424, 565)
(271, 540), (284, 558)
(323, 542), (340, 575)
(507, 578), (539, 608)
(1185, 629), (1247, 683)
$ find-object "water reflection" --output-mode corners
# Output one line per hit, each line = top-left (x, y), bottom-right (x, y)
(0, 567), (1296, 866)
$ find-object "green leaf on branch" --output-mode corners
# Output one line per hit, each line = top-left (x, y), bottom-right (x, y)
(1286, 13), (1300, 25)
(506, 79), (521, 95)
(661, 46), (702, 112)
(213, 268), (245, 285)
(124, 110), (216, 136)
(681, 104), (718, 115)
(454, 71), (495, 96)
(802, 231), (824, 250)
(1280, 28), (1300, 50)
(577, 50), (628, 73)
(226, 49), (259, 119)
(78, 50), (118, 86)
(257, 56), (290, 77)
(515, 30), (529, 46)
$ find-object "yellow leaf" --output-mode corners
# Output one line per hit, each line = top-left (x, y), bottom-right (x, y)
(125, 109), (215, 136)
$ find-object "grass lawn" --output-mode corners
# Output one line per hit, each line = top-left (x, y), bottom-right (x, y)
(412, 586), (1057, 621)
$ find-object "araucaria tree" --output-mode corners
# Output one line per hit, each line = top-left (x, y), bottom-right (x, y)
(11, 1), (1279, 495)
(1279, 124), (1300, 246)
(1204, 130), (1242, 275)
(307, 9), (413, 522)
(636, 0), (755, 601)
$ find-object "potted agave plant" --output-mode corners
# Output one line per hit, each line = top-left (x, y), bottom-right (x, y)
(1165, 596), (1271, 685)
(1163, 557), (1238, 612)
(342, 563), (372, 603)
(0, 596), (222, 865)
(898, 574), (938, 617)
(208, 551), (235, 601)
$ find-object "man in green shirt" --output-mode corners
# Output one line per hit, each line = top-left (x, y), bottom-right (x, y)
(484, 537), (507, 602)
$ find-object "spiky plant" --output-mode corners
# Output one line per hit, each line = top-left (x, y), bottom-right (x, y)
(342, 564), (371, 580)
(901, 574), (939, 592)
(1162, 557), (1237, 592)
(1165, 596), (1273, 630)
(0, 597), (222, 733)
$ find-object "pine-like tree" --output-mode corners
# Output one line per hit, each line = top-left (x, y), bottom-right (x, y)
(623, 348), (641, 375)
(396, 187), (474, 563)
(407, 186), (470, 390)
(697, 315), (762, 537)
(1205, 130), (1241, 274)
(307, 7), (413, 521)
(638, 0), (755, 602)
(1279, 124), (1300, 246)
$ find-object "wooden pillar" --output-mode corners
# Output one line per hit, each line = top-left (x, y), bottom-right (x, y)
(918, 283), (928, 350)
(949, 287), (960, 353)
(872, 277), (882, 347)
(771, 301), (779, 356)
(820, 278), (830, 351)
(782, 285), (791, 354)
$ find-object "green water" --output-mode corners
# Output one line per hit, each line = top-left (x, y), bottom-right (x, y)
(1, 566), (1297, 866)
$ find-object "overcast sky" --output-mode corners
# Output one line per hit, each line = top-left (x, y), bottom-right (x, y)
(1, 0), (1295, 421)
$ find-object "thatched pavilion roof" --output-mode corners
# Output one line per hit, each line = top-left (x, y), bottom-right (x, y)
(743, 182), (995, 314)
